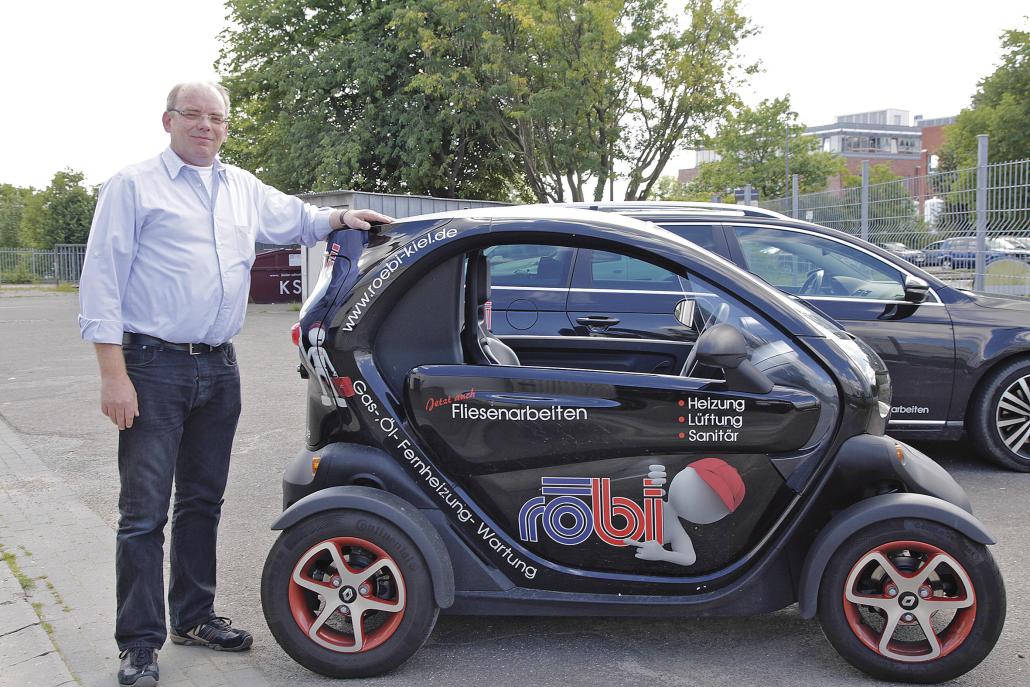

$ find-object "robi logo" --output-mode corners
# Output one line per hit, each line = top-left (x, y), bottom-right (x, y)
(516, 459), (746, 568)
(518, 476), (664, 546)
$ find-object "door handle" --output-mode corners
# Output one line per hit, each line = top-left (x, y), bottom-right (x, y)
(576, 316), (620, 333)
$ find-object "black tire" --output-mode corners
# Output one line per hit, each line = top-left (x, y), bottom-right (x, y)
(968, 356), (1030, 471)
(261, 510), (439, 678)
(940, 257), (952, 270)
(817, 518), (1005, 684)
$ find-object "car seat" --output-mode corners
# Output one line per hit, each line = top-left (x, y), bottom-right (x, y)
(462, 253), (521, 366)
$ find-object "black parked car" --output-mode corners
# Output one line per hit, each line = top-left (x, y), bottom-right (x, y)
(488, 202), (1030, 471)
(269, 207), (1003, 683)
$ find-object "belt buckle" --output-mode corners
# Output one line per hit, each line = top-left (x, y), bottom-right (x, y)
(188, 343), (201, 355)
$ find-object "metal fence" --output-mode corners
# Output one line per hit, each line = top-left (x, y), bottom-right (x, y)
(759, 135), (1030, 296)
(0, 244), (86, 285)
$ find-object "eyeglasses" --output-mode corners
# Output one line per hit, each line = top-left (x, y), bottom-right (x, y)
(168, 108), (228, 126)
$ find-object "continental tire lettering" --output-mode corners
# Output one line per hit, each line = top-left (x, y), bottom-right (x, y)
(354, 520), (416, 566)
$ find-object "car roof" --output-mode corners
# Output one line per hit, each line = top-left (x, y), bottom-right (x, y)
(392, 204), (680, 236)
(544, 201), (787, 219)
(578, 203), (951, 290)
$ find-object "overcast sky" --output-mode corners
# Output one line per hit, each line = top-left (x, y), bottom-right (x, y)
(0, 1), (1026, 191)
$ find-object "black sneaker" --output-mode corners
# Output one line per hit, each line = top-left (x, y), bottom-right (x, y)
(170, 616), (253, 652)
(118, 647), (159, 687)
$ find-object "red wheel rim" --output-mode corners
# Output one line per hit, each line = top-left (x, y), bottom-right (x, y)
(841, 540), (976, 663)
(288, 536), (406, 653)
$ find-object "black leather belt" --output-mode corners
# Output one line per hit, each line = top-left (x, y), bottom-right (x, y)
(123, 332), (230, 355)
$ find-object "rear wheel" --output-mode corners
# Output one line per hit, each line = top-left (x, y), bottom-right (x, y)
(968, 356), (1030, 471)
(817, 519), (1004, 683)
(261, 510), (438, 677)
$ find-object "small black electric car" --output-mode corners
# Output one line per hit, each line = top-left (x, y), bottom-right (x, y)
(262, 208), (1005, 683)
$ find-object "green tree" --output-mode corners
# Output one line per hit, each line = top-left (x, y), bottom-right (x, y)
(689, 97), (843, 199)
(939, 27), (1030, 169)
(218, 0), (753, 203)
(0, 184), (34, 248)
(839, 163), (922, 244)
(217, 0), (525, 200)
(19, 170), (96, 248)
(652, 174), (719, 202)
(419, 0), (754, 201)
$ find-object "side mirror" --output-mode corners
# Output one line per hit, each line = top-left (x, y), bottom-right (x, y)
(903, 275), (929, 304)
(694, 324), (774, 394)
(674, 299), (696, 328)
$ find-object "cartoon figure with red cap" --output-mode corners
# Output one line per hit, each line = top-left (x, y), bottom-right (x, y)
(625, 458), (745, 567)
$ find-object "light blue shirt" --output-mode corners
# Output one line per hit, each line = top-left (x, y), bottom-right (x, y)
(79, 147), (333, 345)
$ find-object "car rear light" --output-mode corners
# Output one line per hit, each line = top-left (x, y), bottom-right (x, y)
(291, 322), (301, 346)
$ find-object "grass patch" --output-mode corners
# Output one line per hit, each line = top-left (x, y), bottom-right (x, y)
(53, 283), (78, 293)
(289, 302), (302, 311)
(42, 577), (72, 612)
(31, 602), (54, 635)
(1, 547), (36, 591)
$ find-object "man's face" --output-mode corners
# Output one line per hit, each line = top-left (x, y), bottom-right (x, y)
(161, 85), (228, 166)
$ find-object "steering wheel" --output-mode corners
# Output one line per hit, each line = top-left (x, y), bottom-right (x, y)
(799, 268), (825, 295)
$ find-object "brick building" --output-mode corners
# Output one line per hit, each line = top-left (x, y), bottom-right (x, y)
(675, 109), (956, 190)
(804, 109), (956, 179)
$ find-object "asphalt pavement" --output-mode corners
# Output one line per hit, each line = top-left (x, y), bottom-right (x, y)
(0, 287), (1027, 687)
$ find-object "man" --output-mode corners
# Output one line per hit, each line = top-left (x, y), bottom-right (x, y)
(78, 81), (392, 686)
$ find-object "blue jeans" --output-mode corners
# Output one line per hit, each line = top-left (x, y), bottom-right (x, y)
(115, 343), (241, 650)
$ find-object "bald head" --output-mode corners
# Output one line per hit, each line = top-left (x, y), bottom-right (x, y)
(166, 82), (230, 113)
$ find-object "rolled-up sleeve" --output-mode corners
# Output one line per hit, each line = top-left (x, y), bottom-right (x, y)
(254, 181), (333, 247)
(78, 173), (139, 344)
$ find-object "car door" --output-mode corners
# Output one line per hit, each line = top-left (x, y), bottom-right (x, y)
(486, 244), (575, 336)
(404, 250), (836, 578)
(728, 224), (956, 429)
(563, 248), (697, 374)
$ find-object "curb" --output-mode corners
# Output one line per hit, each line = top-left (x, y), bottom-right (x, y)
(0, 555), (77, 686)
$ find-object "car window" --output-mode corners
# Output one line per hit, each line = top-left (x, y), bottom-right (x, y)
(655, 224), (718, 252)
(573, 249), (681, 291)
(734, 226), (906, 301)
(484, 244), (574, 288)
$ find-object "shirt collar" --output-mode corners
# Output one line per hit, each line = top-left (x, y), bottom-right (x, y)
(161, 147), (226, 179)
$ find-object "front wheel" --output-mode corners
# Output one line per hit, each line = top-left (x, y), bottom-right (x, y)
(817, 518), (1004, 683)
(968, 356), (1030, 471)
(261, 510), (439, 678)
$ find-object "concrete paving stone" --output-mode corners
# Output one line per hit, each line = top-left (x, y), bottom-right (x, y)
(0, 650), (76, 687)
(162, 644), (222, 668)
(182, 660), (230, 686)
(78, 669), (117, 687)
(223, 666), (272, 686)
(43, 626), (93, 656)
(0, 623), (52, 669)
(0, 600), (38, 637)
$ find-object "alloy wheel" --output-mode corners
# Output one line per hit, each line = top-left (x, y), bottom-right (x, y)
(842, 540), (976, 662)
(994, 373), (1030, 457)
(288, 536), (406, 653)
